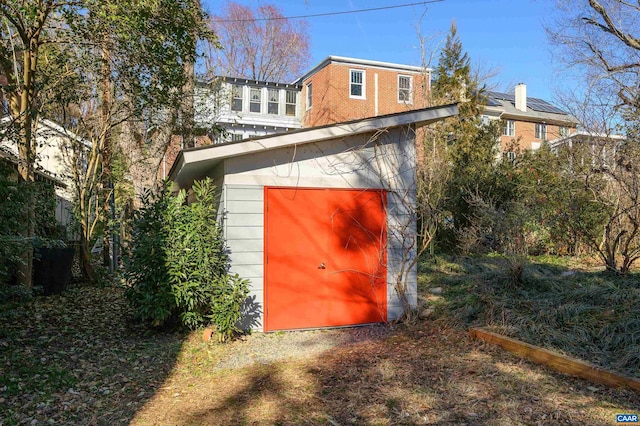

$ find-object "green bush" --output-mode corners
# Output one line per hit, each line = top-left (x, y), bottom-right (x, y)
(123, 182), (174, 326)
(124, 179), (249, 341)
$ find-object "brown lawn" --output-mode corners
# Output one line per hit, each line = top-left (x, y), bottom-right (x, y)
(132, 323), (639, 425)
(2, 286), (638, 425)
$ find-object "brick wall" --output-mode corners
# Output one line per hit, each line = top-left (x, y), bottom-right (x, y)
(301, 63), (429, 127)
(500, 120), (576, 152)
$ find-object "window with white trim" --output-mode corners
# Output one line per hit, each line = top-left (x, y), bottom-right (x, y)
(231, 84), (242, 112)
(249, 88), (261, 113)
(505, 151), (516, 162)
(267, 89), (279, 115)
(306, 83), (312, 109)
(350, 69), (365, 98)
(285, 90), (297, 116)
(230, 133), (243, 142)
(535, 123), (547, 140)
(559, 126), (569, 137)
(398, 75), (412, 103)
(503, 120), (515, 137)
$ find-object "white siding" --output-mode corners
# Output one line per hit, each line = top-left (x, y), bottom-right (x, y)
(224, 185), (265, 331)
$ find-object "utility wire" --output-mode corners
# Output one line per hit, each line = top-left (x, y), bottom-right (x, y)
(212, 0), (445, 23)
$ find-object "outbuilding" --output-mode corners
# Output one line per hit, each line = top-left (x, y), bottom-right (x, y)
(170, 105), (458, 332)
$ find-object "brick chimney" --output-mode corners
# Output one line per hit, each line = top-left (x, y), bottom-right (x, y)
(515, 83), (527, 112)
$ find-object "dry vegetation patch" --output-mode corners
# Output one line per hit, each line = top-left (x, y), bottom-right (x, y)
(132, 324), (639, 426)
(2, 270), (639, 425)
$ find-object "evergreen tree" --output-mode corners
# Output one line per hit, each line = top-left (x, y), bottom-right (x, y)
(431, 22), (506, 242)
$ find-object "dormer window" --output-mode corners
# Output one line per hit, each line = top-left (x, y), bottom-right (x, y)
(350, 69), (365, 99)
(250, 88), (261, 113)
(268, 89), (279, 115)
(231, 85), (243, 112)
(286, 90), (297, 116)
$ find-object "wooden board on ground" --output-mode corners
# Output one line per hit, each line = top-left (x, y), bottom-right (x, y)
(469, 327), (640, 392)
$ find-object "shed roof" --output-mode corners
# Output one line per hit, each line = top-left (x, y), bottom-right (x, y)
(170, 104), (458, 188)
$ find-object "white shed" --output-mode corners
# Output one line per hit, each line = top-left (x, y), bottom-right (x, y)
(170, 105), (458, 332)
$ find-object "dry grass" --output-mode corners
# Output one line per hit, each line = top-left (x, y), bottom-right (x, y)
(130, 323), (640, 425)
(3, 264), (640, 425)
(422, 255), (640, 377)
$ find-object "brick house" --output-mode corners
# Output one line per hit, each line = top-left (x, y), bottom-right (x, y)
(164, 61), (576, 176)
(483, 83), (579, 158)
(295, 56), (430, 127)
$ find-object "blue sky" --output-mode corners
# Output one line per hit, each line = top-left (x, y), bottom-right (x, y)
(203, 0), (566, 102)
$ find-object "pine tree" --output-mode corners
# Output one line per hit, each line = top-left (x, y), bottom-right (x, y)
(431, 22), (504, 237)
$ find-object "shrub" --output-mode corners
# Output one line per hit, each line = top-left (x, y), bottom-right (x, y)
(123, 182), (174, 326)
(124, 179), (249, 341)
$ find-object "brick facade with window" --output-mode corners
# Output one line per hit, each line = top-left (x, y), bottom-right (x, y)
(485, 86), (578, 154)
(298, 57), (430, 127)
(500, 120), (576, 152)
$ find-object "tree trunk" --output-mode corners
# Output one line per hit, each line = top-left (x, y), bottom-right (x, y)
(180, 0), (199, 149)
(181, 59), (195, 149)
(101, 36), (112, 269)
(14, 41), (39, 288)
(79, 237), (95, 282)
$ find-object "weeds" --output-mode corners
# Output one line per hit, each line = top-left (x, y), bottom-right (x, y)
(425, 255), (640, 376)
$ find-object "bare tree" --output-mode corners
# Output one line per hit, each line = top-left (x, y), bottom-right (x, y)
(209, 2), (310, 82)
(548, 0), (640, 109)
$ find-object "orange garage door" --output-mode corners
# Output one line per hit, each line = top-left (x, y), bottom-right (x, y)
(264, 187), (387, 331)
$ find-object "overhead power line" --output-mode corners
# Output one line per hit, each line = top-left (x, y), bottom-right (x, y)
(212, 1), (445, 23)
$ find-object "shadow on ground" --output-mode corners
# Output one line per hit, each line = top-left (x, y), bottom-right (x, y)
(133, 321), (640, 425)
(0, 285), (187, 425)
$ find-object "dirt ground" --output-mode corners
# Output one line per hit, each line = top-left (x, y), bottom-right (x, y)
(132, 323), (640, 426)
(2, 286), (639, 425)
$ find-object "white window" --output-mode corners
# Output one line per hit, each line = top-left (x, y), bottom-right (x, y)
(481, 115), (490, 126)
(231, 85), (243, 112)
(249, 88), (261, 113)
(398, 75), (412, 103)
(505, 151), (516, 162)
(559, 126), (569, 137)
(350, 69), (365, 99)
(306, 83), (312, 109)
(267, 89), (279, 115)
(285, 90), (297, 116)
(535, 123), (547, 140)
(503, 120), (515, 137)
(230, 133), (243, 142)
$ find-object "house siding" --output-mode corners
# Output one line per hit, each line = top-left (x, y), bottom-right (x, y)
(223, 185), (265, 331)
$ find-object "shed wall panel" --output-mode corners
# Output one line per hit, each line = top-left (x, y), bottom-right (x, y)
(226, 226), (263, 240)
(224, 184), (265, 332)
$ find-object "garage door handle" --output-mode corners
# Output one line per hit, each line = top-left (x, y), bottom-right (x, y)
(318, 262), (326, 269)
